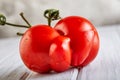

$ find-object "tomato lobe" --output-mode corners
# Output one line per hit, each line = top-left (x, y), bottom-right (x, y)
(49, 36), (71, 72)
(54, 16), (99, 67)
(20, 25), (60, 73)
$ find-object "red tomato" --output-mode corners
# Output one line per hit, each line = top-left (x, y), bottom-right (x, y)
(20, 16), (99, 73)
(49, 36), (71, 72)
(54, 16), (100, 67)
(20, 25), (60, 73)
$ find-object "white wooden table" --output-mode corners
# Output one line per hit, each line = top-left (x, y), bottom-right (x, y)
(0, 25), (120, 80)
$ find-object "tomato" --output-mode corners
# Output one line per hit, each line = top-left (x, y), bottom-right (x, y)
(54, 16), (99, 67)
(20, 24), (72, 73)
(20, 16), (99, 73)
(20, 25), (60, 73)
(49, 36), (71, 72)
(1, 9), (99, 73)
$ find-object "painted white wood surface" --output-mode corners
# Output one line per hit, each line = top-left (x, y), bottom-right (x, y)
(0, 37), (30, 80)
(27, 68), (78, 80)
(0, 25), (120, 80)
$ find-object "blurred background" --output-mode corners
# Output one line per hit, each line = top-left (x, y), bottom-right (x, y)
(0, 0), (120, 38)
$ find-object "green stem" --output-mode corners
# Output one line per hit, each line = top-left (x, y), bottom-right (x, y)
(6, 22), (29, 28)
(48, 18), (51, 26)
(17, 32), (24, 36)
(20, 12), (32, 27)
(0, 14), (29, 28)
(0, 13), (31, 36)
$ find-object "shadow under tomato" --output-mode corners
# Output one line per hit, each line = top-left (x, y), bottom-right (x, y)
(28, 67), (80, 80)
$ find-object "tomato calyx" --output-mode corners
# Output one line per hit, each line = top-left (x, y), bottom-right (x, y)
(44, 9), (61, 26)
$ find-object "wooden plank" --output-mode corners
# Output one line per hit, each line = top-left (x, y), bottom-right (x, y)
(27, 68), (78, 80)
(77, 26), (120, 80)
(0, 37), (30, 80)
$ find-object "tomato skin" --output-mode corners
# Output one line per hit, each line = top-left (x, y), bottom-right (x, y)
(54, 16), (99, 67)
(80, 31), (99, 66)
(49, 36), (71, 72)
(20, 25), (60, 73)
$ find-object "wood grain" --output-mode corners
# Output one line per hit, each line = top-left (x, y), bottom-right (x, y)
(0, 37), (30, 80)
(27, 68), (78, 80)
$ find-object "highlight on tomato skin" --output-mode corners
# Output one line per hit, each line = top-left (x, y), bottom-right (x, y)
(54, 16), (100, 67)
(49, 36), (71, 72)
(19, 25), (60, 73)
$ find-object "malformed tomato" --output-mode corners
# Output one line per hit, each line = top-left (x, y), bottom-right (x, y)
(54, 16), (100, 67)
(49, 36), (71, 72)
(20, 25), (60, 73)
(1, 9), (100, 73)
